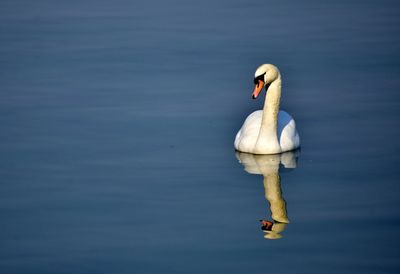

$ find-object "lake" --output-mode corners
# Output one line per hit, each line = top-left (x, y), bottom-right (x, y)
(1, 0), (400, 273)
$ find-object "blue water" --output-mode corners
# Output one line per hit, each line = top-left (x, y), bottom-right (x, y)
(1, 0), (400, 273)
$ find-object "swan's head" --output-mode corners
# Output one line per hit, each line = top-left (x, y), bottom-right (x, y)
(252, 64), (280, 99)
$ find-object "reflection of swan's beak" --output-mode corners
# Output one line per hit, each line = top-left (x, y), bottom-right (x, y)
(260, 219), (274, 231)
(252, 79), (264, 99)
(260, 220), (288, 240)
(263, 222), (288, 240)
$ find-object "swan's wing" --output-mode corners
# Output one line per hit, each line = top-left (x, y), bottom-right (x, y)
(234, 110), (263, 152)
(278, 110), (300, 152)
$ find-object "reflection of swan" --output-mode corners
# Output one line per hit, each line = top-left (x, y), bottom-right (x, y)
(236, 150), (299, 239)
(234, 64), (300, 154)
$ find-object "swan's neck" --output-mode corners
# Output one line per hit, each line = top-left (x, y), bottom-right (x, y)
(254, 77), (282, 153)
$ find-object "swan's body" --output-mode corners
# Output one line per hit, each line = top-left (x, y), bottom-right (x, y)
(234, 64), (300, 154)
(235, 110), (300, 154)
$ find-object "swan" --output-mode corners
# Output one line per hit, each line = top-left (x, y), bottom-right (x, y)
(234, 64), (300, 154)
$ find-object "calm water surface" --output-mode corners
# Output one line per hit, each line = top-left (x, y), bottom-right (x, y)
(1, 0), (400, 273)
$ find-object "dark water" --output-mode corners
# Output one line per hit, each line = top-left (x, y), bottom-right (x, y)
(1, 0), (400, 273)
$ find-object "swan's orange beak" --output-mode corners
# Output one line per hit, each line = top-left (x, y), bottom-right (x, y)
(252, 79), (264, 99)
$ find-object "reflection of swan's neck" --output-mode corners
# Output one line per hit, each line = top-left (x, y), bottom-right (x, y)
(263, 171), (289, 224)
(256, 77), (282, 153)
(235, 151), (298, 240)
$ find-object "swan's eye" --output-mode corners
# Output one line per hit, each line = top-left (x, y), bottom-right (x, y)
(253, 73), (266, 85)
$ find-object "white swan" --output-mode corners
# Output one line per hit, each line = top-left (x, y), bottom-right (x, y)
(234, 64), (300, 154)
